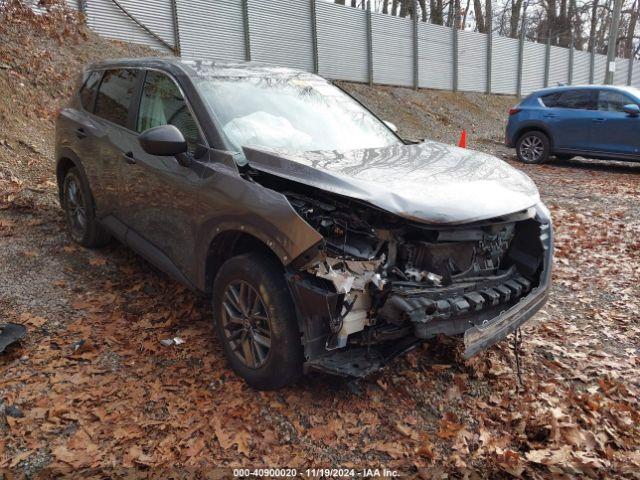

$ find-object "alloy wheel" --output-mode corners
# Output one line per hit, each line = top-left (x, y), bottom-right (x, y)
(65, 175), (87, 241)
(221, 280), (272, 369)
(520, 135), (544, 162)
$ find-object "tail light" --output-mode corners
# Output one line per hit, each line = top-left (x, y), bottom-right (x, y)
(509, 108), (521, 116)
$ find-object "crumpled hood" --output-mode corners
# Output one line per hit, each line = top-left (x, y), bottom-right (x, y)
(243, 140), (540, 225)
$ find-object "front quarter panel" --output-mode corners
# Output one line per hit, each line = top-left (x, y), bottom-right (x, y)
(194, 159), (323, 291)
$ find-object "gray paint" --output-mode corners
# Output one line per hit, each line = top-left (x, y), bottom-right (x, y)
(244, 141), (540, 225)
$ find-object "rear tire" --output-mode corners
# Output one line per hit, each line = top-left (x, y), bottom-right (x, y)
(516, 131), (550, 164)
(62, 167), (110, 248)
(212, 252), (303, 390)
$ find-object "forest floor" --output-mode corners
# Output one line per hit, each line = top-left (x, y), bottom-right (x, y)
(1, 4), (639, 478)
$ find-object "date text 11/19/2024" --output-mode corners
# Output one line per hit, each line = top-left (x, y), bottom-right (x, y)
(233, 468), (400, 477)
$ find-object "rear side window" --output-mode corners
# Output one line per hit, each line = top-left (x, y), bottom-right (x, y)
(597, 90), (635, 112)
(94, 69), (140, 127)
(541, 90), (596, 110)
(79, 71), (102, 111)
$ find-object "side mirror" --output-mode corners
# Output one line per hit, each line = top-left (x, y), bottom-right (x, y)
(384, 120), (399, 133)
(622, 104), (640, 117)
(139, 125), (188, 156)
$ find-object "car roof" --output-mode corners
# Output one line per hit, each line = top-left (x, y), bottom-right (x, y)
(531, 84), (640, 97)
(85, 56), (317, 79)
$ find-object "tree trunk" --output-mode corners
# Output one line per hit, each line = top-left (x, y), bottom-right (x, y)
(509, 0), (524, 38)
(382, 0), (390, 14)
(473, 0), (485, 32)
(485, 0), (492, 33)
(418, 0), (427, 21)
(334, 0), (346, 4)
(462, 0), (471, 29)
(626, 0), (639, 57)
(392, 0), (401, 15)
(430, 0), (444, 24)
(588, 0), (599, 51)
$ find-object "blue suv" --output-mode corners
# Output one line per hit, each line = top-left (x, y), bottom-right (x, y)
(506, 85), (640, 164)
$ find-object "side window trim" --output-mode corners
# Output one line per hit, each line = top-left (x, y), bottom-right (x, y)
(128, 69), (146, 131)
(135, 68), (208, 149)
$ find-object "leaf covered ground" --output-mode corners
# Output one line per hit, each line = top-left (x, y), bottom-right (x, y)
(1, 3), (639, 478)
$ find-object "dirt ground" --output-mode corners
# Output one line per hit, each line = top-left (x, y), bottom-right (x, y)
(1, 4), (639, 478)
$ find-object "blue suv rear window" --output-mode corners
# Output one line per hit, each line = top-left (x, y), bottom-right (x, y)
(541, 90), (596, 110)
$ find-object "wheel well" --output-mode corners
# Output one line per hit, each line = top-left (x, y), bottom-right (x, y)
(204, 231), (283, 294)
(56, 157), (76, 203)
(515, 127), (553, 149)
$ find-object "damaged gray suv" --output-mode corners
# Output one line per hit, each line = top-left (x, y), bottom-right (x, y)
(56, 58), (553, 389)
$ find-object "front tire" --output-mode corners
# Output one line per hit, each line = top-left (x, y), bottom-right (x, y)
(516, 131), (550, 164)
(62, 167), (110, 248)
(212, 252), (303, 390)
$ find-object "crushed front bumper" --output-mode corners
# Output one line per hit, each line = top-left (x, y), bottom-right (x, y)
(463, 282), (549, 358)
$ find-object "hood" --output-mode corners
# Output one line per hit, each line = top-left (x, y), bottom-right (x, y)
(243, 141), (540, 225)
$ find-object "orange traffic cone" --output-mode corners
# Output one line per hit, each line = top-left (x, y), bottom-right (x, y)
(458, 129), (467, 148)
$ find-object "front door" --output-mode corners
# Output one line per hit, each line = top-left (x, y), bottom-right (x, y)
(590, 89), (640, 157)
(119, 69), (209, 280)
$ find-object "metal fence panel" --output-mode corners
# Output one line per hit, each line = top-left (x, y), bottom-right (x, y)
(632, 61), (640, 88)
(371, 12), (412, 87)
(593, 54), (607, 84)
(572, 50), (590, 85)
(458, 30), (487, 92)
(491, 36), (519, 95)
(176, 0), (244, 61)
(614, 57), (629, 85)
(548, 45), (569, 86)
(86, 0), (174, 52)
(248, 0), (314, 72)
(521, 42), (545, 95)
(316, 2), (368, 82)
(417, 22), (453, 90)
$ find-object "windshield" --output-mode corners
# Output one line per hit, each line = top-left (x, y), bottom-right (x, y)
(195, 72), (401, 152)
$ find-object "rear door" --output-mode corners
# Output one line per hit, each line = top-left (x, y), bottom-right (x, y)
(91, 68), (142, 224)
(590, 90), (640, 157)
(539, 89), (598, 152)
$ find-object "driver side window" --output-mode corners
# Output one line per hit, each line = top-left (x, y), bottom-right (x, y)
(137, 70), (202, 154)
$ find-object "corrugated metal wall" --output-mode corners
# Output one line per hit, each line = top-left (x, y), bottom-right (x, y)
(316, 2), (368, 82)
(458, 30), (487, 92)
(521, 42), (545, 95)
(614, 57), (630, 85)
(248, 0), (314, 72)
(86, 0), (175, 53)
(72, 0), (637, 94)
(548, 45), (569, 86)
(418, 23), (453, 90)
(572, 50), (591, 85)
(593, 54), (607, 84)
(371, 13), (413, 87)
(176, 0), (245, 62)
(491, 36), (519, 95)
(632, 62), (640, 88)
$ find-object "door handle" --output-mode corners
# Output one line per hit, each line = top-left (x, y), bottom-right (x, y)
(75, 127), (87, 139)
(592, 118), (606, 123)
(122, 151), (136, 165)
